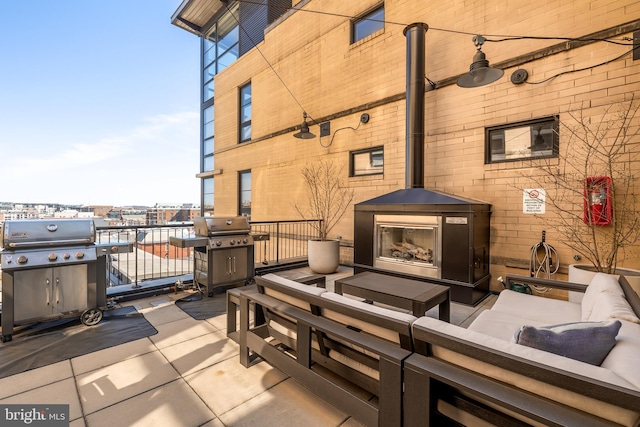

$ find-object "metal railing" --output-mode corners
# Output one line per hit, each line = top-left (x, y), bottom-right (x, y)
(97, 219), (320, 292)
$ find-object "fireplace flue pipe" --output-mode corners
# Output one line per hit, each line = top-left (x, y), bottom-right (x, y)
(403, 23), (428, 189)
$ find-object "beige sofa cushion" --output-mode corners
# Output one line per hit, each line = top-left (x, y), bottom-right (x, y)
(599, 320), (640, 390)
(260, 273), (326, 311)
(468, 309), (549, 341)
(588, 292), (640, 324)
(581, 273), (625, 321)
(491, 290), (581, 324)
(321, 292), (417, 344)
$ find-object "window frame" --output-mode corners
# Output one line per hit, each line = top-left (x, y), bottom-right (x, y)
(239, 82), (252, 143)
(350, 146), (384, 177)
(202, 104), (214, 172)
(351, 4), (385, 44)
(238, 170), (251, 219)
(485, 116), (559, 164)
(203, 177), (214, 215)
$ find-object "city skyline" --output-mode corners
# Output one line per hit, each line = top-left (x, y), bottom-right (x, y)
(0, 1), (201, 206)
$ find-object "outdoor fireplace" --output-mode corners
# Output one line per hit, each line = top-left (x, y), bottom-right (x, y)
(354, 188), (491, 305)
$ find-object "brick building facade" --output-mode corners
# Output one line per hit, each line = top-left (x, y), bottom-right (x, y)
(173, 0), (640, 290)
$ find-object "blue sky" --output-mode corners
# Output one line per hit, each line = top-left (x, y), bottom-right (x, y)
(0, 0), (201, 207)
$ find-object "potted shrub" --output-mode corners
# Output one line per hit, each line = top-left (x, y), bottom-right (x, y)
(294, 160), (355, 274)
(519, 97), (640, 287)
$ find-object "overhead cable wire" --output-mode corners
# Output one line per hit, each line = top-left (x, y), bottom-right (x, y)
(220, 0), (311, 119)
(220, 0), (637, 114)
(231, 0), (634, 44)
(524, 44), (640, 84)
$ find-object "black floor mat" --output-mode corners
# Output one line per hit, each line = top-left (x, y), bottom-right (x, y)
(0, 306), (157, 379)
(175, 292), (227, 320)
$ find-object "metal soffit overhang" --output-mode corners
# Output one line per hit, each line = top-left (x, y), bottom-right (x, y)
(171, 0), (226, 36)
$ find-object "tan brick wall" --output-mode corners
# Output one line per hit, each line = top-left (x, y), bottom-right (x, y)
(208, 0), (640, 283)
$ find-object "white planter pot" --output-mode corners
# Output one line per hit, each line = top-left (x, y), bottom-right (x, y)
(308, 239), (340, 274)
(568, 264), (640, 302)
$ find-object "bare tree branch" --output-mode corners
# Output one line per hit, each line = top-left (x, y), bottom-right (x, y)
(513, 96), (640, 273)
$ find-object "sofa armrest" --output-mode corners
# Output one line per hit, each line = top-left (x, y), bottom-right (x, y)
(404, 354), (616, 427)
(505, 274), (589, 293)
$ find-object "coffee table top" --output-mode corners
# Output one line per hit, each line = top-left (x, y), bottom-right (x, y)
(336, 271), (449, 301)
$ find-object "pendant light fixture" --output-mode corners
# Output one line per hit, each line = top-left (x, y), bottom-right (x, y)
(293, 112), (316, 139)
(457, 35), (504, 88)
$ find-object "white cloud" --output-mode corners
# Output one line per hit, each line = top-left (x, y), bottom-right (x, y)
(2, 111), (200, 206)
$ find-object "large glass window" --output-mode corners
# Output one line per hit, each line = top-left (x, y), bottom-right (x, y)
(352, 5), (384, 43)
(203, 177), (214, 215)
(203, 105), (214, 171)
(202, 4), (239, 102)
(239, 170), (251, 219)
(350, 146), (384, 176)
(485, 116), (559, 163)
(239, 83), (252, 143)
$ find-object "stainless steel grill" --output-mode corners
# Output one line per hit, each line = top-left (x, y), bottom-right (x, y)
(170, 216), (267, 296)
(1, 219), (132, 342)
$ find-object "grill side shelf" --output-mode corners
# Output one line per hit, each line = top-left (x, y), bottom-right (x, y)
(169, 236), (210, 248)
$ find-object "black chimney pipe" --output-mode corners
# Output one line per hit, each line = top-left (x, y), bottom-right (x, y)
(403, 23), (428, 189)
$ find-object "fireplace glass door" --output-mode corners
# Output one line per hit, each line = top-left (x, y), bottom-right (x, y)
(374, 215), (441, 278)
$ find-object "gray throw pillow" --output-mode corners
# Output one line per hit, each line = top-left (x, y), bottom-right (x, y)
(513, 320), (621, 365)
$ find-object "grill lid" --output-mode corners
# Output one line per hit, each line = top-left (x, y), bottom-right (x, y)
(193, 216), (251, 236)
(1, 219), (96, 249)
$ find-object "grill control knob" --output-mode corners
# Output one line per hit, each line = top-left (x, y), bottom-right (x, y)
(17, 255), (28, 264)
(63, 253), (70, 260)
(215, 240), (222, 246)
(75, 251), (85, 259)
(243, 238), (248, 244)
(48, 253), (58, 261)
(230, 240), (235, 245)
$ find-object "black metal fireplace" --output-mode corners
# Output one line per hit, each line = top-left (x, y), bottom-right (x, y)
(354, 189), (491, 306)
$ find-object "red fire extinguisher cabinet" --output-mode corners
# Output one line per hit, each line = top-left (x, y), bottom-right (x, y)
(584, 176), (612, 225)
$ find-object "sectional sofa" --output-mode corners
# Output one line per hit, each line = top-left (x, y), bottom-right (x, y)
(405, 273), (640, 426)
(234, 272), (640, 427)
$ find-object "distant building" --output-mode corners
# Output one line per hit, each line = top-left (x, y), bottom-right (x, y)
(146, 204), (199, 225)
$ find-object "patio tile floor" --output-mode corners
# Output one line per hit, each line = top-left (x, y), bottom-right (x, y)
(0, 267), (495, 426)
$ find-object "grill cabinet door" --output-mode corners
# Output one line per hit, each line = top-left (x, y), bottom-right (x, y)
(14, 268), (53, 322)
(54, 264), (88, 313)
(210, 247), (248, 284)
(13, 265), (89, 323)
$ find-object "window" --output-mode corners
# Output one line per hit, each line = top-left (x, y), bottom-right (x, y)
(203, 105), (214, 171)
(202, 4), (239, 102)
(352, 5), (384, 43)
(485, 116), (559, 163)
(350, 146), (384, 176)
(239, 170), (251, 219)
(203, 177), (214, 215)
(239, 83), (252, 142)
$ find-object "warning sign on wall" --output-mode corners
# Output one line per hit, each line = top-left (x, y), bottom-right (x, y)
(523, 189), (545, 214)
